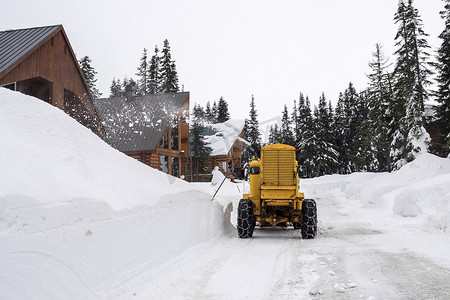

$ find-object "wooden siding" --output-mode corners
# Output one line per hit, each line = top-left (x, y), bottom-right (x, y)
(123, 97), (190, 177)
(0, 28), (103, 136)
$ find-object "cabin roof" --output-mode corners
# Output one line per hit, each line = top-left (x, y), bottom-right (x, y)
(94, 92), (189, 152)
(204, 119), (245, 156)
(0, 25), (62, 76)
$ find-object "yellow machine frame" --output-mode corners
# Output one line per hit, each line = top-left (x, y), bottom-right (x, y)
(243, 143), (304, 226)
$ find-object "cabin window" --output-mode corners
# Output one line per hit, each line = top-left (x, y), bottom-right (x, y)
(172, 157), (179, 177)
(159, 132), (169, 149)
(171, 123), (179, 150)
(160, 155), (169, 173)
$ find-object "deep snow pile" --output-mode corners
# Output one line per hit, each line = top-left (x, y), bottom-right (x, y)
(303, 153), (450, 233)
(0, 89), (231, 299)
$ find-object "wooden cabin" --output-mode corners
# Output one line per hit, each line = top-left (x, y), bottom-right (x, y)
(0, 25), (103, 136)
(94, 92), (190, 177)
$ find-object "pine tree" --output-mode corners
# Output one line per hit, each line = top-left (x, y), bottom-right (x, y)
(352, 91), (377, 171)
(333, 93), (347, 174)
(245, 95), (261, 145)
(366, 43), (394, 171)
(136, 48), (150, 95)
(159, 39), (179, 93)
(243, 95), (262, 163)
(292, 99), (300, 144)
(205, 101), (214, 123)
(216, 97), (230, 123)
(190, 104), (211, 180)
(297, 95), (315, 176)
(392, 0), (432, 168)
(280, 105), (294, 145)
(304, 99), (338, 177)
(268, 123), (281, 144)
(211, 101), (218, 123)
(79, 56), (102, 98)
(148, 45), (161, 94)
(110, 78), (122, 97)
(434, 0), (450, 157)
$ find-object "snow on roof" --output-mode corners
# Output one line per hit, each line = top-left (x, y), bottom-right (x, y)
(204, 119), (245, 156)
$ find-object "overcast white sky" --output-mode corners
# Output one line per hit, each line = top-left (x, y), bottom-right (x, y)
(0, 0), (445, 122)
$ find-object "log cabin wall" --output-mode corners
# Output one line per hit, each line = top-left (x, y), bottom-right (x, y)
(0, 26), (103, 136)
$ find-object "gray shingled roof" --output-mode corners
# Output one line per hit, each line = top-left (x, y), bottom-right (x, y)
(0, 25), (61, 76)
(94, 92), (189, 152)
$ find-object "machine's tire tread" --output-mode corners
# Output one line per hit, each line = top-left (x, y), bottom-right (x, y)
(237, 198), (255, 238)
(301, 199), (317, 239)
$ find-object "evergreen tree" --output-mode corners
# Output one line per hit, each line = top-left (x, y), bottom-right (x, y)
(79, 55), (102, 98)
(110, 78), (122, 97)
(245, 95), (262, 145)
(136, 48), (150, 95)
(366, 43), (394, 171)
(159, 39), (179, 93)
(268, 123), (282, 144)
(148, 45), (161, 94)
(352, 91), (377, 171)
(333, 93), (347, 174)
(280, 105), (294, 145)
(296, 96), (315, 177)
(205, 101), (214, 123)
(242, 95), (262, 163)
(216, 97), (230, 123)
(190, 104), (211, 180)
(211, 101), (218, 123)
(292, 99), (300, 144)
(392, 0), (432, 168)
(304, 99), (338, 177)
(297, 94), (311, 147)
(434, 0), (450, 156)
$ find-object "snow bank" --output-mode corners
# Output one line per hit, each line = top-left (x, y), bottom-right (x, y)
(0, 89), (231, 299)
(303, 153), (450, 232)
(0, 88), (196, 210)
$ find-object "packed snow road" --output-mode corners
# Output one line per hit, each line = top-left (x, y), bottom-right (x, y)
(106, 177), (450, 299)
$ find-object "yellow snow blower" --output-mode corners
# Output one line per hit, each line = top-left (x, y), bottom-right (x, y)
(238, 143), (317, 238)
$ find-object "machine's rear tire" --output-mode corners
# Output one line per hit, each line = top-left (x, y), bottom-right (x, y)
(237, 198), (255, 238)
(301, 199), (317, 239)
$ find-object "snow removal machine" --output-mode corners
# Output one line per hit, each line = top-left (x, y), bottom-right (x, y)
(237, 143), (317, 239)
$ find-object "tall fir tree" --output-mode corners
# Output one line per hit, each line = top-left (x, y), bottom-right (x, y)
(268, 123), (282, 144)
(190, 104), (211, 180)
(392, 0), (432, 168)
(216, 97), (230, 123)
(148, 45), (161, 94)
(205, 101), (214, 123)
(297, 95), (315, 177)
(242, 95), (262, 163)
(245, 95), (262, 145)
(434, 0), (450, 157)
(159, 39), (179, 93)
(136, 48), (150, 95)
(110, 78), (122, 97)
(280, 105), (294, 145)
(292, 99), (300, 145)
(79, 56), (102, 98)
(366, 43), (394, 171)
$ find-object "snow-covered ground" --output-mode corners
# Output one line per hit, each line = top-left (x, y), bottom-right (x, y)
(1, 88), (450, 299)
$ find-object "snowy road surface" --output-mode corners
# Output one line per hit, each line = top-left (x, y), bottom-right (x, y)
(104, 177), (450, 299)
